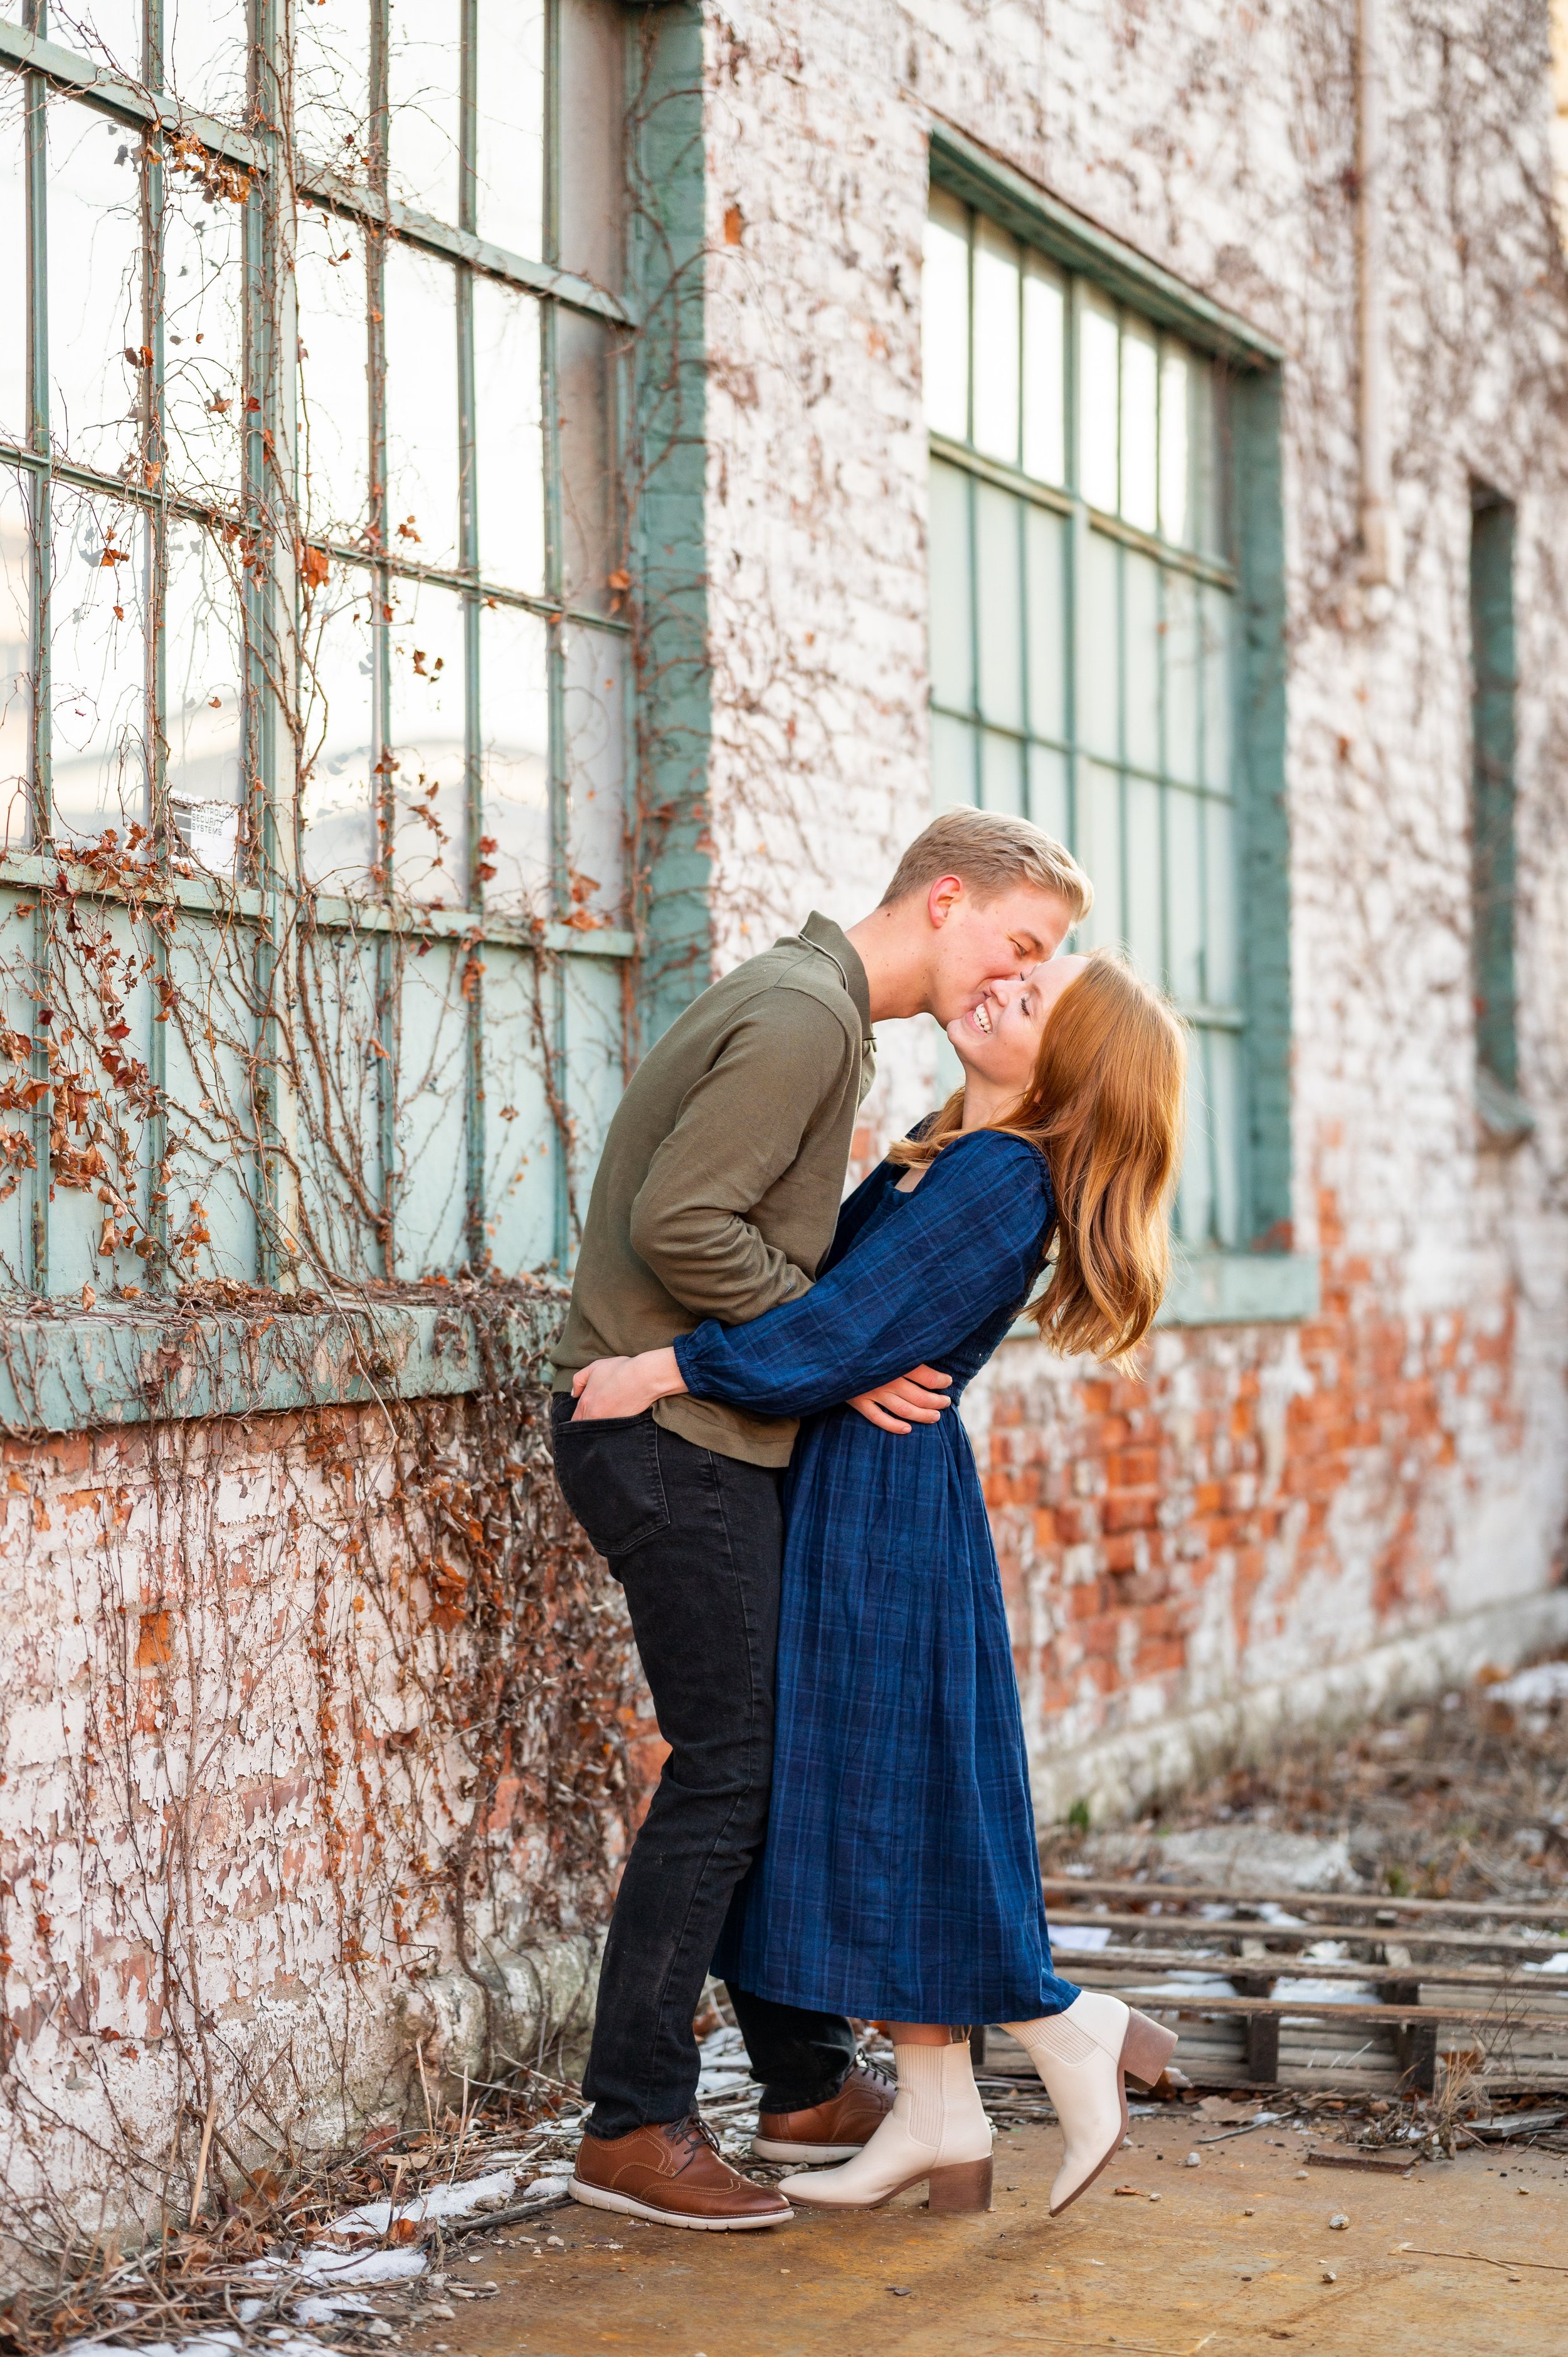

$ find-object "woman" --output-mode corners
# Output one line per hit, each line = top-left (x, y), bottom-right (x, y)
(569, 948), (1186, 2218)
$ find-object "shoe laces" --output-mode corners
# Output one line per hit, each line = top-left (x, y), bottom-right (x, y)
(672, 2114), (724, 2163)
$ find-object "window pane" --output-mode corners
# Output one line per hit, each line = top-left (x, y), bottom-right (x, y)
(48, 102), (144, 478)
(61, 3), (140, 76)
(1021, 252), (1064, 486)
(294, 0), (371, 167)
(164, 520), (244, 869)
(1023, 504), (1065, 743)
(1120, 317), (1158, 533)
(477, 0), (546, 261)
(295, 209), (369, 545)
(1125, 774), (1161, 983)
(473, 278), (544, 595)
(0, 467), (31, 849)
(1078, 762), (1122, 951)
(1123, 548), (1159, 774)
(384, 241), (459, 572)
(979, 727), (1024, 814)
(1207, 1026), (1242, 1246)
(564, 624), (625, 922)
(1078, 290), (1118, 511)
(1204, 792), (1238, 1007)
(163, 168), (245, 504)
(167, 0), (248, 120)
(1164, 567), (1199, 782)
(1194, 360), (1222, 555)
(931, 710), (975, 810)
(1080, 529), (1118, 760)
(972, 217), (1019, 464)
(300, 559), (376, 890)
(927, 459), (972, 713)
(1165, 784), (1203, 1003)
(1202, 585), (1232, 790)
(1158, 341), (1190, 546)
(1027, 743), (1067, 843)
(973, 481), (1022, 732)
(479, 600), (549, 917)
(0, 108), (25, 445)
(559, 0), (624, 290)
(923, 191), (969, 441)
(1176, 1036), (1215, 1248)
(50, 492), (148, 844)
(558, 307), (621, 611)
(388, 576), (467, 905)
(388, 0), (462, 223)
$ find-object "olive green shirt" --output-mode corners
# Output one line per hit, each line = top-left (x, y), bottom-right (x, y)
(549, 912), (876, 1466)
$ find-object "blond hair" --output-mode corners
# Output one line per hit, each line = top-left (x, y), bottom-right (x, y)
(889, 949), (1187, 1368)
(881, 807), (1093, 925)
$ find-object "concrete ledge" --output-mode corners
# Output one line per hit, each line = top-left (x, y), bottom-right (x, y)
(1031, 1585), (1568, 1828)
(1156, 1250), (1320, 1327)
(0, 1289), (564, 1435)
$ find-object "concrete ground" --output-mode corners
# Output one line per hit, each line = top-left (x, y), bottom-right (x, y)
(408, 2105), (1568, 2356)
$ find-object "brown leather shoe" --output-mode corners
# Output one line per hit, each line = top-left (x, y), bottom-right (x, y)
(569, 2115), (792, 2232)
(753, 2058), (896, 2164)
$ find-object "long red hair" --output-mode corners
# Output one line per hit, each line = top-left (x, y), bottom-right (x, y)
(889, 950), (1187, 1367)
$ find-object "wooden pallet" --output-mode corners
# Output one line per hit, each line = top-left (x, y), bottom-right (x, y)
(979, 1875), (1568, 2094)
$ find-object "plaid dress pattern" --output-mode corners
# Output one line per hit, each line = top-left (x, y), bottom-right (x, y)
(674, 1126), (1082, 2024)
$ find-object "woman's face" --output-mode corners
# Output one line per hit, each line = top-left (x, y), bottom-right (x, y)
(945, 955), (1089, 1092)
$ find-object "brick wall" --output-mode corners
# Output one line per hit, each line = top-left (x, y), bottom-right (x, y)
(700, 0), (1568, 1806)
(0, 1385), (641, 2230)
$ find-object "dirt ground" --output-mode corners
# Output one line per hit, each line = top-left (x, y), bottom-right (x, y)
(1039, 1669), (1568, 1901)
(401, 2097), (1568, 2357)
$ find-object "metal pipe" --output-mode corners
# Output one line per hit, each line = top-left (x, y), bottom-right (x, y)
(1357, 0), (1404, 587)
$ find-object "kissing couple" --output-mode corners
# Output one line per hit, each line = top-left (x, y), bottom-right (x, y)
(549, 807), (1185, 2232)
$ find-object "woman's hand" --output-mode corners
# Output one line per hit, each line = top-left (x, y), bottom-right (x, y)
(848, 1363), (953, 1434)
(571, 1346), (686, 1422)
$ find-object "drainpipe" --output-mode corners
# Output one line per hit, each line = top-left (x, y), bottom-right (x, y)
(1357, 0), (1404, 588)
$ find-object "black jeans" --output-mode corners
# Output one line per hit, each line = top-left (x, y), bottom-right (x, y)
(549, 1396), (856, 2135)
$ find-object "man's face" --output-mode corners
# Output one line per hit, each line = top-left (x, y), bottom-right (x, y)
(924, 878), (1076, 1028)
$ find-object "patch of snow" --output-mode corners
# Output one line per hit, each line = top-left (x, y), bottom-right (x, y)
(68, 2339), (327, 2357)
(1118, 1972), (1239, 1999)
(1488, 1661), (1568, 1709)
(299, 2250), (429, 2287)
(1051, 1923), (1113, 1952)
(325, 2168), (519, 2237)
(1524, 1950), (1568, 1973)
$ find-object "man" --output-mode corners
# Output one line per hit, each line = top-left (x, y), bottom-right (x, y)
(549, 807), (1092, 2230)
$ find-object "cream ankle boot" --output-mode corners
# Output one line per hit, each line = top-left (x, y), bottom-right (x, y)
(1005, 1992), (1177, 2215)
(777, 2036), (993, 2213)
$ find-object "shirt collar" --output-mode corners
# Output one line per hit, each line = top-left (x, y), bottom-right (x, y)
(798, 910), (873, 1043)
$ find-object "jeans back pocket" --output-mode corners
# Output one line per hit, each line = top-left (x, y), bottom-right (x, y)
(549, 1400), (671, 1563)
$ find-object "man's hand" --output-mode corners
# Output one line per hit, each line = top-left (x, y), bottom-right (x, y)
(847, 1363), (953, 1435)
(570, 1347), (685, 1422)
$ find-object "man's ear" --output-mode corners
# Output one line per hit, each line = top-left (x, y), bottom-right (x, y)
(926, 873), (965, 929)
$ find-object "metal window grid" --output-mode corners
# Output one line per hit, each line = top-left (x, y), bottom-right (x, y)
(926, 193), (1245, 1249)
(0, 1), (631, 1289)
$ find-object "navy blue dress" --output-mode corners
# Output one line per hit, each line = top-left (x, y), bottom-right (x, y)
(673, 1126), (1081, 2025)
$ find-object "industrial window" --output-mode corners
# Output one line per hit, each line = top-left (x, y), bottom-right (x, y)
(923, 186), (1244, 1252)
(1468, 481), (1528, 1140)
(0, 0), (630, 1302)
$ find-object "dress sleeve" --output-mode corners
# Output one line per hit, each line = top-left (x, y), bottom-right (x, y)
(673, 1129), (1052, 1420)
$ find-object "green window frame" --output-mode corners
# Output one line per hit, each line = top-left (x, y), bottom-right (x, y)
(924, 128), (1315, 1324)
(1468, 479), (1530, 1144)
(0, 0), (639, 1316)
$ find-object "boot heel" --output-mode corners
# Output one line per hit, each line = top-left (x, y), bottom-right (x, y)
(926, 2157), (992, 2214)
(1120, 2008), (1178, 2089)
